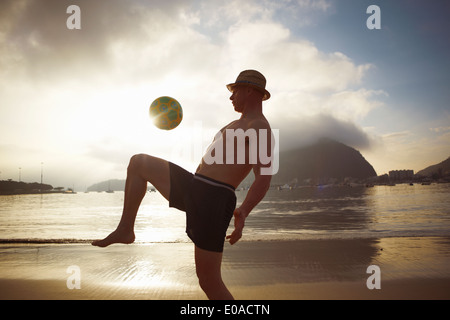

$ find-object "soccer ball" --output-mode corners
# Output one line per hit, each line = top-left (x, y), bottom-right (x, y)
(149, 96), (183, 130)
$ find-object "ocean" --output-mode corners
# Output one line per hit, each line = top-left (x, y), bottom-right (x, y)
(0, 183), (449, 244)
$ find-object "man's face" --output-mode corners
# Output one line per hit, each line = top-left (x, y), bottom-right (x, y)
(229, 86), (247, 113)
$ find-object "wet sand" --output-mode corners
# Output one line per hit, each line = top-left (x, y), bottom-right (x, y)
(1, 237), (449, 300)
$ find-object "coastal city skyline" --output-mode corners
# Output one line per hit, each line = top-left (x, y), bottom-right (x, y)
(1, 0), (449, 188)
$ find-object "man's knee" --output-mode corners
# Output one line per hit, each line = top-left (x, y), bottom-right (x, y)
(128, 154), (148, 173)
(197, 271), (218, 293)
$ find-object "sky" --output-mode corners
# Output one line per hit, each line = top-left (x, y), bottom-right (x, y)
(1, 0), (449, 189)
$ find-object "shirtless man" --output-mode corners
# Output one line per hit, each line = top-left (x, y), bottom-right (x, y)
(92, 70), (274, 300)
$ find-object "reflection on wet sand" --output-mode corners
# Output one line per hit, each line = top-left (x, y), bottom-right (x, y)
(2, 237), (449, 299)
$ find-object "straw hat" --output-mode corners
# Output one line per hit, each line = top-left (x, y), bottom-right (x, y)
(226, 70), (271, 101)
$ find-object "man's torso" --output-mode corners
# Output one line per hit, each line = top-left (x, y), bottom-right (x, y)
(196, 117), (270, 188)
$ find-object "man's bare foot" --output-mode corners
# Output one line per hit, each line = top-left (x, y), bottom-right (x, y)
(91, 229), (135, 247)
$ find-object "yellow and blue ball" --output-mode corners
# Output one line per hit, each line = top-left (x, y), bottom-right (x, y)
(149, 96), (183, 130)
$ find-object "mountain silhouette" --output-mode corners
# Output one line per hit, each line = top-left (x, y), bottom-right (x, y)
(87, 179), (125, 192)
(416, 157), (450, 178)
(273, 138), (377, 185)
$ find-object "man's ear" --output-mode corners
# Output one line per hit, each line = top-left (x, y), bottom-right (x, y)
(246, 87), (259, 97)
(247, 87), (263, 100)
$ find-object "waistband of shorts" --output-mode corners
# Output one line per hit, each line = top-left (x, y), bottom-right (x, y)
(193, 174), (236, 193)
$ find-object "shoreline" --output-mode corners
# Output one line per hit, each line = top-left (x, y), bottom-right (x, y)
(1, 236), (449, 300)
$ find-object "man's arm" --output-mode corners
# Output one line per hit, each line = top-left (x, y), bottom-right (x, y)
(227, 118), (274, 245)
(226, 167), (271, 245)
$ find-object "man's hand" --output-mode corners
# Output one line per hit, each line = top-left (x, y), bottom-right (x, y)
(226, 207), (247, 245)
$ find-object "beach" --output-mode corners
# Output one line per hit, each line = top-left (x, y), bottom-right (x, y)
(1, 185), (449, 301)
(1, 237), (450, 300)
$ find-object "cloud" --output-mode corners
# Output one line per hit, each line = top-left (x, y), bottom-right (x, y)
(382, 131), (412, 140)
(0, 0), (192, 83)
(221, 21), (373, 95)
(1, 0), (377, 104)
(429, 126), (450, 133)
(274, 113), (374, 152)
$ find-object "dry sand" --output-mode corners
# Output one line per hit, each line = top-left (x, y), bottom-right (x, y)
(1, 237), (449, 300)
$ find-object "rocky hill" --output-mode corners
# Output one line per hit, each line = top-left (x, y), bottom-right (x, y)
(272, 138), (377, 185)
(416, 157), (450, 178)
(87, 179), (125, 192)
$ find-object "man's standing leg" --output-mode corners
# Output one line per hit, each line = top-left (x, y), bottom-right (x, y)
(195, 246), (234, 300)
(92, 154), (170, 247)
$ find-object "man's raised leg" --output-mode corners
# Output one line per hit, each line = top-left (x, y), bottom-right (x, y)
(92, 154), (170, 247)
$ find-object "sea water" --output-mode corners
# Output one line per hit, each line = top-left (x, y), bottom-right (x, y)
(0, 183), (449, 243)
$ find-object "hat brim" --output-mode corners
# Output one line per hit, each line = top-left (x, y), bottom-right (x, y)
(226, 83), (271, 101)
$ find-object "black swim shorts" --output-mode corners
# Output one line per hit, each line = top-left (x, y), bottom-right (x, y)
(168, 162), (237, 252)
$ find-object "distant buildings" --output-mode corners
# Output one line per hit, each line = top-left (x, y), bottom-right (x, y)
(389, 170), (414, 180)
